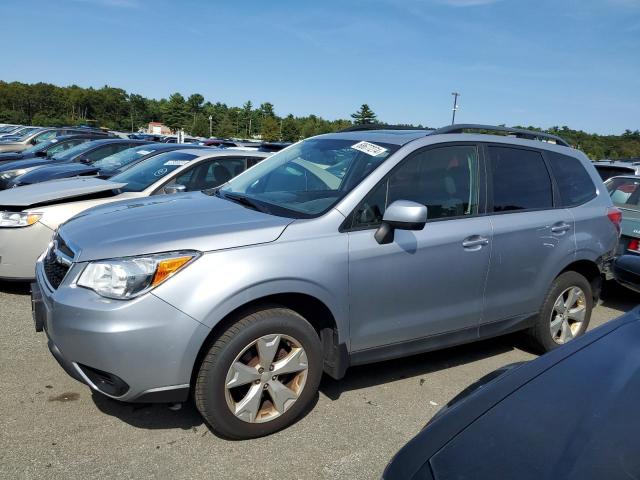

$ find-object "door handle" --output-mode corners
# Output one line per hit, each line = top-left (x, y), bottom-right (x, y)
(551, 222), (571, 234)
(462, 235), (489, 249)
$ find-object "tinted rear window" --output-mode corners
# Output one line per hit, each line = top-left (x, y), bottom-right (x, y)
(595, 166), (636, 181)
(489, 146), (553, 212)
(547, 152), (596, 207)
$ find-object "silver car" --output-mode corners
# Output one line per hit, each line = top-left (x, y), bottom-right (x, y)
(0, 149), (269, 279)
(34, 125), (619, 439)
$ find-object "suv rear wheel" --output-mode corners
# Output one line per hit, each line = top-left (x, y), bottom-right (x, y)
(195, 307), (323, 439)
(527, 271), (593, 353)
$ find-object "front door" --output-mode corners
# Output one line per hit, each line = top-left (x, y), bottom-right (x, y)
(346, 144), (492, 352)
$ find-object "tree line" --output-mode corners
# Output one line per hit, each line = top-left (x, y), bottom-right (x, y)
(0, 81), (638, 159)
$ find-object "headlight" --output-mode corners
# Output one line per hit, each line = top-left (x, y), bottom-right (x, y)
(0, 211), (42, 228)
(77, 251), (199, 299)
(0, 167), (33, 180)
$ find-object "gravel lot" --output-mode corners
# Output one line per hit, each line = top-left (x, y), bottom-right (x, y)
(1, 280), (638, 480)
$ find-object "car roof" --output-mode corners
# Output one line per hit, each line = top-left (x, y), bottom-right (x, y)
(593, 160), (640, 167)
(318, 129), (431, 146)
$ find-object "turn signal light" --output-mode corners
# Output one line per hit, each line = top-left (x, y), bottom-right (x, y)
(628, 239), (640, 253)
(151, 256), (193, 286)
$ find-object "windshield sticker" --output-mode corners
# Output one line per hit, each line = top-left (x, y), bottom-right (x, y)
(136, 150), (152, 155)
(351, 141), (388, 157)
(50, 139), (58, 143)
(164, 160), (189, 166)
(153, 168), (168, 177)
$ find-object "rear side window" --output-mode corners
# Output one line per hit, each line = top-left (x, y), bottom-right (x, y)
(489, 146), (552, 212)
(547, 152), (596, 207)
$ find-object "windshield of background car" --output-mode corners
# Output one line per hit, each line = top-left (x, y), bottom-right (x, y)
(91, 144), (160, 171)
(110, 151), (198, 192)
(219, 138), (399, 217)
(51, 140), (103, 161)
(22, 138), (59, 154)
(607, 177), (640, 209)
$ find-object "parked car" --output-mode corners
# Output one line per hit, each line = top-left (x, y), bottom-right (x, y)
(0, 125), (22, 135)
(383, 256), (640, 479)
(0, 134), (108, 165)
(0, 139), (150, 189)
(0, 149), (269, 280)
(0, 127), (111, 153)
(3, 142), (210, 188)
(593, 160), (640, 181)
(0, 125), (38, 139)
(32, 124), (618, 439)
(604, 175), (640, 256)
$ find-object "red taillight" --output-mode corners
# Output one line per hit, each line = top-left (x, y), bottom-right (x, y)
(628, 238), (640, 252)
(608, 206), (622, 236)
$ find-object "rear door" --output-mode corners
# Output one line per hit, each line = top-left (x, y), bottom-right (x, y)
(482, 145), (575, 326)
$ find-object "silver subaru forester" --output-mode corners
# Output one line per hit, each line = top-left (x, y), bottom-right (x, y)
(34, 125), (620, 439)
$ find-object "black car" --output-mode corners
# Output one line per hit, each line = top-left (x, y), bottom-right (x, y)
(0, 134), (107, 164)
(0, 139), (150, 189)
(4, 142), (210, 188)
(384, 260), (640, 480)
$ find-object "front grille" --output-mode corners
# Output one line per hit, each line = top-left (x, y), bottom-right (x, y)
(43, 234), (74, 289)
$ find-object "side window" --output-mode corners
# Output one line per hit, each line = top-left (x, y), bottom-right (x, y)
(173, 158), (246, 191)
(606, 177), (640, 207)
(547, 152), (596, 207)
(489, 146), (552, 212)
(351, 145), (480, 229)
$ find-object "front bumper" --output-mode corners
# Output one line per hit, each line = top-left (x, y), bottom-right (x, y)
(0, 222), (54, 280)
(35, 260), (211, 403)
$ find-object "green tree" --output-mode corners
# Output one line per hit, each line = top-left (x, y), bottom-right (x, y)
(191, 113), (210, 137)
(187, 93), (204, 129)
(261, 116), (280, 141)
(217, 113), (236, 138)
(350, 104), (377, 124)
(162, 92), (189, 132)
(281, 114), (300, 142)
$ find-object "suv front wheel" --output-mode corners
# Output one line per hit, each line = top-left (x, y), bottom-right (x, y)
(527, 271), (593, 353)
(195, 307), (323, 439)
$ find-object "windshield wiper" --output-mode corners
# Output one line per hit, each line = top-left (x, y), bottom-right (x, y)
(217, 191), (266, 213)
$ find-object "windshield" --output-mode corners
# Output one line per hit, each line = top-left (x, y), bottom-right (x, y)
(92, 144), (159, 172)
(51, 140), (101, 161)
(110, 151), (198, 192)
(22, 138), (58, 154)
(219, 138), (399, 217)
(9, 127), (40, 140)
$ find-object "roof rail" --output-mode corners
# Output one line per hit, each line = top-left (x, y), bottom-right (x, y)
(431, 124), (571, 148)
(340, 124), (428, 132)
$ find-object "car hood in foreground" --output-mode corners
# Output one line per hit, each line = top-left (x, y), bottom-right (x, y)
(384, 308), (640, 480)
(0, 177), (126, 208)
(59, 193), (295, 262)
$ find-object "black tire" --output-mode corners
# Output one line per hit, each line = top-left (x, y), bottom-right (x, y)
(195, 307), (323, 439)
(526, 271), (593, 354)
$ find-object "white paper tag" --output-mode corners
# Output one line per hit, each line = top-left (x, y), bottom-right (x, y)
(164, 160), (189, 166)
(136, 150), (152, 155)
(50, 139), (58, 143)
(351, 141), (388, 157)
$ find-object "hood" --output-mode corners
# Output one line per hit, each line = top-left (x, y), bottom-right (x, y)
(0, 152), (24, 163)
(0, 157), (52, 173)
(0, 177), (126, 208)
(59, 192), (295, 261)
(15, 163), (98, 186)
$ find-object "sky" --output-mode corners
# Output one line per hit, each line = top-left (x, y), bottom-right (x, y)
(1, 0), (639, 134)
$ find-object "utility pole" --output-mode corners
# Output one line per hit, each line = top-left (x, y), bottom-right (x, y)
(209, 115), (212, 138)
(451, 92), (460, 125)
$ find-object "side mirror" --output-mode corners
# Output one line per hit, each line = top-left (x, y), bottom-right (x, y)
(164, 183), (187, 195)
(30, 139), (37, 145)
(374, 200), (428, 245)
(613, 255), (640, 293)
(35, 150), (47, 157)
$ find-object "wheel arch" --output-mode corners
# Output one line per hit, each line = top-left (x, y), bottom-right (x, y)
(190, 292), (350, 389)
(556, 258), (603, 301)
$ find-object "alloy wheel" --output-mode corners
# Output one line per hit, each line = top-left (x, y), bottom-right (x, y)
(224, 334), (309, 423)
(549, 286), (587, 344)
